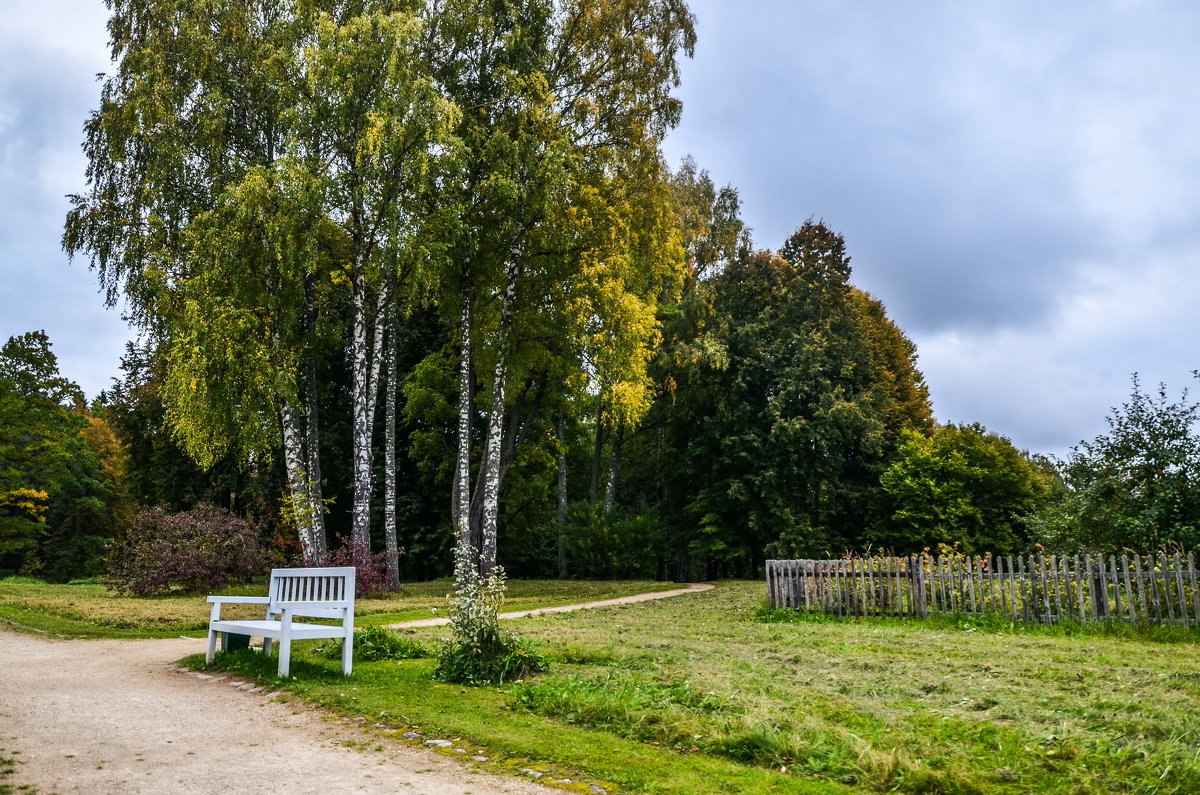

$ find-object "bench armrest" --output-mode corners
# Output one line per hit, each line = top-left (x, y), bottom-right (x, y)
(207, 595), (271, 623)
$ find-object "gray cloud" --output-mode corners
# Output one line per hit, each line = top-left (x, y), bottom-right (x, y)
(4, 1), (1200, 454)
(663, 0), (1200, 455)
(0, 4), (128, 402)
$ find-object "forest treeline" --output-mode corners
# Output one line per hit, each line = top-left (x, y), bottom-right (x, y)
(4, 0), (1198, 584)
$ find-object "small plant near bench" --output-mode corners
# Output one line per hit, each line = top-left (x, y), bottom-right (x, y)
(316, 626), (432, 663)
(433, 545), (548, 685)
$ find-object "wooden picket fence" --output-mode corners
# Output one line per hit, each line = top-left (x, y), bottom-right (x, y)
(766, 552), (1200, 626)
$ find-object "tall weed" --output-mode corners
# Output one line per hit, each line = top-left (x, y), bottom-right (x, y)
(433, 545), (548, 685)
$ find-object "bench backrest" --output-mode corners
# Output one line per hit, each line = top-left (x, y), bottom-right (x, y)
(267, 567), (356, 619)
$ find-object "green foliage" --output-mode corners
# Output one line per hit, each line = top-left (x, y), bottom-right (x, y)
(559, 504), (664, 578)
(317, 626), (432, 663)
(104, 504), (270, 596)
(0, 331), (132, 579)
(434, 545), (549, 685)
(873, 424), (1058, 555)
(0, 489), (46, 559)
(1034, 375), (1200, 553)
(651, 221), (934, 570)
(103, 343), (271, 515)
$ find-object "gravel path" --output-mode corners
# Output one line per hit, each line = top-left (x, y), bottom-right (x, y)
(0, 583), (713, 794)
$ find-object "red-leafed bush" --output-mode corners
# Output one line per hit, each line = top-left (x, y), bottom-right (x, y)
(105, 504), (269, 595)
(324, 534), (391, 596)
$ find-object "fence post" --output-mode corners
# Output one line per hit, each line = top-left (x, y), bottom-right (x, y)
(766, 560), (776, 609)
(1090, 558), (1108, 619)
(1175, 553), (1189, 626)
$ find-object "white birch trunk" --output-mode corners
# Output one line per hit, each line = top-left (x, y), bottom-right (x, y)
(350, 265), (374, 552)
(479, 347), (507, 577)
(351, 269), (391, 554)
(383, 316), (401, 590)
(280, 396), (317, 563)
(454, 262), (474, 556)
(302, 350), (327, 564)
(478, 248), (521, 576)
(365, 283), (390, 429)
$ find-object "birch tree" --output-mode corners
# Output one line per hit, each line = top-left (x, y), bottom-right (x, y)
(63, 1), (333, 558)
(65, 1), (459, 563)
(427, 0), (695, 575)
(294, 7), (460, 553)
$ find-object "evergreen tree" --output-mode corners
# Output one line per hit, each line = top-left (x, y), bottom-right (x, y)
(658, 221), (932, 572)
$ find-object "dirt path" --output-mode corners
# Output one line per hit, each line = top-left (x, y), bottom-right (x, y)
(387, 582), (713, 628)
(0, 583), (713, 794)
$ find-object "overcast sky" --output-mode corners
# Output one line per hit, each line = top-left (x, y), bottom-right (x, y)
(3, 1), (1200, 458)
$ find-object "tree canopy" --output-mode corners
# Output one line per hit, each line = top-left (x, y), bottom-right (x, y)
(1033, 375), (1200, 553)
(48, 1), (1199, 590)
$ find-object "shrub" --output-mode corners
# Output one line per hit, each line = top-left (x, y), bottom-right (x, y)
(324, 534), (391, 596)
(433, 544), (549, 685)
(104, 504), (269, 595)
(316, 626), (432, 663)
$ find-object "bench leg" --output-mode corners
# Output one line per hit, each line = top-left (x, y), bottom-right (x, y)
(277, 634), (291, 679)
(342, 634), (353, 676)
(263, 637), (273, 659)
(206, 628), (218, 665)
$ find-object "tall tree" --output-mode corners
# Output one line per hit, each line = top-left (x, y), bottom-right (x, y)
(426, 0), (695, 574)
(618, 156), (747, 551)
(0, 331), (82, 568)
(64, 0), (326, 557)
(0, 332), (131, 579)
(661, 221), (933, 571)
(65, 1), (459, 564)
(293, 7), (460, 553)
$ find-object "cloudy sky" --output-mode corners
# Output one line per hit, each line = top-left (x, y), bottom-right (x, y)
(3, 1), (1200, 458)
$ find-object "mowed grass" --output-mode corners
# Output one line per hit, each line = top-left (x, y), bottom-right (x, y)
(0, 577), (679, 637)
(196, 581), (1200, 794)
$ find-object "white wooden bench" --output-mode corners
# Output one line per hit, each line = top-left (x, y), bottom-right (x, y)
(205, 566), (356, 678)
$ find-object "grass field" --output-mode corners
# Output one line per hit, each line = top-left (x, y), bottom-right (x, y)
(4, 577), (1199, 793)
